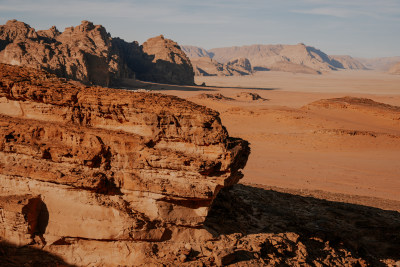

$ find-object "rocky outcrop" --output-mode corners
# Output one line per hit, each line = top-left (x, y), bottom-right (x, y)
(191, 57), (252, 76)
(234, 92), (266, 101)
(140, 35), (194, 85)
(0, 20), (127, 87)
(0, 20), (194, 86)
(0, 63), (249, 265)
(225, 58), (252, 74)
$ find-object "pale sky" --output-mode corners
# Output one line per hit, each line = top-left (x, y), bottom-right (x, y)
(1, 0), (399, 58)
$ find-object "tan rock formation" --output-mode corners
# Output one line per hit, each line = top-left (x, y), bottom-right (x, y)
(329, 55), (367, 70)
(141, 35), (194, 85)
(0, 20), (194, 86)
(0, 20), (125, 86)
(0, 63), (249, 265)
(184, 44), (368, 74)
(195, 93), (234, 101)
(225, 57), (253, 74)
(191, 56), (252, 76)
(181, 45), (213, 58)
(208, 43), (337, 73)
(234, 92), (266, 101)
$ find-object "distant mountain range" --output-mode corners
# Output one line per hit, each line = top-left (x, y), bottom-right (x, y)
(182, 44), (400, 76)
(356, 57), (400, 71)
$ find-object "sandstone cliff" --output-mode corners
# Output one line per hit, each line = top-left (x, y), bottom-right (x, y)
(0, 63), (248, 265)
(0, 20), (194, 86)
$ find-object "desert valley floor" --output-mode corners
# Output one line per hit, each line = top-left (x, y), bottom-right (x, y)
(123, 70), (400, 211)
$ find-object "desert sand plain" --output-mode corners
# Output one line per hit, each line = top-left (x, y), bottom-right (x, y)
(123, 69), (400, 211)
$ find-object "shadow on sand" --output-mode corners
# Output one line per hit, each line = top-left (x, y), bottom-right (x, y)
(118, 78), (280, 92)
(204, 184), (400, 266)
(204, 85), (279, 91)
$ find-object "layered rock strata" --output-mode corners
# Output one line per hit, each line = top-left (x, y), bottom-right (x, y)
(0, 20), (194, 86)
(0, 63), (249, 265)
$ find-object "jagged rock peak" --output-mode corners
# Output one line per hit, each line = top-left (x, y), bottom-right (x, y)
(37, 25), (60, 39)
(0, 19), (38, 41)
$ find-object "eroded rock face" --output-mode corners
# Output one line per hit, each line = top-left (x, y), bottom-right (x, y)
(141, 35), (194, 85)
(0, 20), (194, 86)
(0, 63), (249, 265)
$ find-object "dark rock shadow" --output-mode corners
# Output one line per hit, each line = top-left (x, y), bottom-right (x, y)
(0, 240), (75, 267)
(204, 184), (400, 265)
(37, 202), (49, 238)
(118, 78), (218, 92)
(205, 85), (279, 91)
(253, 66), (270, 72)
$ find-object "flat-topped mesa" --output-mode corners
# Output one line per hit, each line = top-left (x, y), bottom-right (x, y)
(0, 64), (249, 247)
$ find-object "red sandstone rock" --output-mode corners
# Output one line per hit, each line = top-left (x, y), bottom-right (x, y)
(141, 35), (194, 85)
(0, 63), (249, 265)
(0, 20), (194, 86)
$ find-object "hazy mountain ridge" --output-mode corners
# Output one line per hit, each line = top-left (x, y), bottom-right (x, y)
(181, 45), (213, 59)
(356, 56), (400, 71)
(329, 55), (368, 70)
(182, 44), (370, 75)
